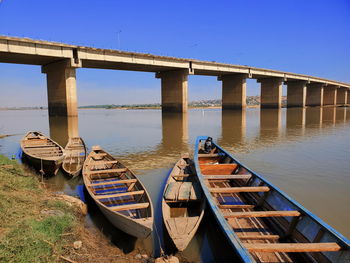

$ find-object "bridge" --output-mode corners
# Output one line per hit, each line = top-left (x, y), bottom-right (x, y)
(1, 36), (349, 117)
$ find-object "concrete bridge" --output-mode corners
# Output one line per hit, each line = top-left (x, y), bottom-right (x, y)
(1, 36), (349, 117)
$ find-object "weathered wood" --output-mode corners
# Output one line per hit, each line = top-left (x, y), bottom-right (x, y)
(224, 210), (301, 218)
(237, 234), (280, 240)
(218, 204), (255, 209)
(95, 190), (145, 199)
(88, 168), (128, 175)
(87, 178), (137, 187)
(85, 160), (119, 166)
(110, 202), (149, 211)
(204, 174), (252, 180)
(200, 163), (238, 175)
(210, 186), (270, 193)
(173, 174), (191, 178)
(198, 153), (220, 157)
(244, 242), (341, 252)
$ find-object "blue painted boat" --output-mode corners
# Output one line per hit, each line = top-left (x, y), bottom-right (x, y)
(194, 136), (350, 263)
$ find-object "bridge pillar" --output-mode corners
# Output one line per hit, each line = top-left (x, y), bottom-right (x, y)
(258, 78), (283, 108)
(286, 80), (307, 108)
(218, 74), (247, 110)
(156, 70), (189, 113)
(323, 86), (337, 106)
(336, 87), (347, 106)
(348, 90), (350, 105)
(42, 59), (80, 117)
(306, 83), (324, 106)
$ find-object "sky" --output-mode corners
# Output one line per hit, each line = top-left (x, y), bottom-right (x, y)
(0, 0), (349, 107)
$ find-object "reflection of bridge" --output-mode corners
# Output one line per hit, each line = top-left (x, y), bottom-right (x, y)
(49, 108), (349, 170)
(1, 36), (350, 121)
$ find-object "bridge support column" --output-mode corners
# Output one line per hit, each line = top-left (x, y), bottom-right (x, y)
(286, 81), (307, 108)
(156, 70), (189, 113)
(336, 87), (347, 106)
(42, 59), (80, 117)
(306, 83), (324, 106)
(323, 86), (337, 106)
(259, 78), (283, 108)
(348, 90), (350, 105)
(219, 74), (247, 110)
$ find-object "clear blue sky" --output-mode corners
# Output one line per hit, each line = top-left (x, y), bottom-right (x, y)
(0, 0), (349, 106)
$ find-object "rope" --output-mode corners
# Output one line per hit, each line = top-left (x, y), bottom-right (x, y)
(39, 158), (44, 181)
(153, 221), (166, 257)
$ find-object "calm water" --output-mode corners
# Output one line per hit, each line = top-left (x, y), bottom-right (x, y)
(1, 107), (350, 262)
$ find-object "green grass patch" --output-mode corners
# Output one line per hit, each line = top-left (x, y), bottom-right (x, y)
(0, 155), (77, 263)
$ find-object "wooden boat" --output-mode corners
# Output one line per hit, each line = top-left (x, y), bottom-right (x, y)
(162, 154), (205, 251)
(20, 131), (64, 176)
(62, 137), (87, 177)
(194, 136), (350, 263)
(83, 146), (153, 238)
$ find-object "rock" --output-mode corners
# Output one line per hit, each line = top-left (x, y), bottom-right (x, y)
(54, 194), (88, 215)
(141, 254), (149, 259)
(73, 240), (82, 249)
(155, 255), (179, 263)
(135, 253), (142, 260)
(41, 209), (64, 217)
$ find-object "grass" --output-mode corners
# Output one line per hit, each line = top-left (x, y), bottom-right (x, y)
(0, 155), (75, 263)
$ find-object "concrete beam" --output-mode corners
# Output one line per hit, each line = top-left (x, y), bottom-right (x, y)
(286, 80), (307, 108)
(323, 85), (337, 106)
(348, 90), (350, 105)
(42, 59), (80, 117)
(306, 83), (324, 107)
(156, 70), (188, 113)
(336, 87), (348, 106)
(219, 74), (247, 110)
(258, 78), (283, 108)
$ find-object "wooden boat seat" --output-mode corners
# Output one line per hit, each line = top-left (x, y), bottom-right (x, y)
(244, 242), (341, 252)
(88, 168), (127, 175)
(85, 160), (119, 166)
(200, 163), (238, 175)
(109, 202), (149, 212)
(224, 210), (301, 218)
(198, 153), (223, 158)
(237, 234), (280, 240)
(204, 174), (252, 180)
(87, 178), (137, 187)
(209, 186), (270, 193)
(96, 190), (145, 200)
(164, 182), (201, 201)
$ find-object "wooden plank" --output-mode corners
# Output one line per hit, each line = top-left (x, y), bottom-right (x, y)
(200, 163), (238, 175)
(218, 204), (255, 209)
(224, 210), (301, 218)
(204, 174), (252, 180)
(88, 168), (127, 175)
(110, 202), (149, 212)
(85, 160), (119, 166)
(95, 190), (144, 199)
(209, 186), (270, 193)
(87, 178), (137, 187)
(244, 243), (341, 253)
(198, 153), (220, 157)
(237, 234), (280, 240)
(24, 144), (56, 148)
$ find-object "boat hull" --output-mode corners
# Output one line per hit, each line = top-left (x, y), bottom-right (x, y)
(194, 136), (350, 263)
(22, 152), (63, 176)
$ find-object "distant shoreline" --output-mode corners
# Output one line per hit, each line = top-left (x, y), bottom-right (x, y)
(0, 105), (263, 111)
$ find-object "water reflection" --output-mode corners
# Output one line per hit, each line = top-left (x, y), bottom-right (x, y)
(49, 115), (79, 146)
(305, 107), (323, 127)
(322, 107), (336, 126)
(220, 109), (246, 145)
(259, 108), (282, 142)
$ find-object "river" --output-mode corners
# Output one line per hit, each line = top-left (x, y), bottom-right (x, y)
(0, 106), (349, 262)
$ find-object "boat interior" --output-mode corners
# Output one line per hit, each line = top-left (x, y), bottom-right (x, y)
(64, 137), (86, 172)
(197, 140), (345, 263)
(84, 148), (152, 220)
(22, 132), (63, 159)
(164, 158), (203, 218)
